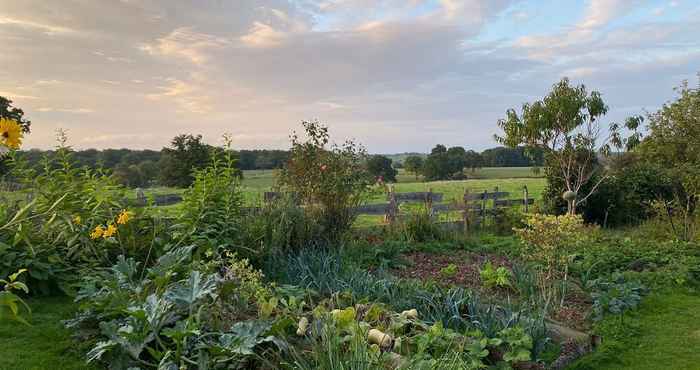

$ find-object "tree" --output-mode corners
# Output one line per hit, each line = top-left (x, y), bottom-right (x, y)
(404, 155), (424, 180)
(639, 76), (700, 240)
(423, 144), (467, 181)
(366, 155), (397, 182)
(496, 78), (638, 214)
(158, 134), (212, 187)
(463, 150), (483, 173)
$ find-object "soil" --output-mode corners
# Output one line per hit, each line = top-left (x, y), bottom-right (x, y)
(391, 250), (594, 331)
(391, 251), (514, 293)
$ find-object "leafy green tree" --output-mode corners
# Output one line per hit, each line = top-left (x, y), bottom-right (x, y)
(366, 155), (397, 182)
(403, 155), (424, 180)
(496, 78), (638, 214)
(158, 134), (212, 188)
(423, 144), (467, 181)
(463, 150), (483, 173)
(639, 77), (700, 240)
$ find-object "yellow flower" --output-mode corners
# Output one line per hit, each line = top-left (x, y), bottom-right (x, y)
(116, 210), (132, 225)
(103, 224), (117, 238)
(0, 118), (23, 150)
(73, 215), (82, 225)
(90, 225), (104, 240)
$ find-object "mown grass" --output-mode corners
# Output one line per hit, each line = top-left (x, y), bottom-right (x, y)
(0, 296), (95, 370)
(571, 290), (700, 370)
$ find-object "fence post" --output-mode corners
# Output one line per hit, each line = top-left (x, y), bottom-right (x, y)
(523, 185), (529, 213)
(427, 187), (434, 217)
(386, 185), (397, 225)
(463, 188), (469, 233)
(481, 190), (488, 225)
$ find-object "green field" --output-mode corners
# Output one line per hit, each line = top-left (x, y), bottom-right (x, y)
(3, 168), (546, 222)
(236, 168), (544, 202)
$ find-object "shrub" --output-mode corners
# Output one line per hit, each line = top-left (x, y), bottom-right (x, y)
(279, 121), (374, 241)
(514, 213), (591, 280)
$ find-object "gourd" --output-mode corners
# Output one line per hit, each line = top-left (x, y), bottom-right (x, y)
(562, 191), (577, 201)
(296, 317), (309, 336)
(400, 309), (418, 319)
(367, 328), (392, 347)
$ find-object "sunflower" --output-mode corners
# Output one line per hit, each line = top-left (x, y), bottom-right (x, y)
(0, 118), (22, 150)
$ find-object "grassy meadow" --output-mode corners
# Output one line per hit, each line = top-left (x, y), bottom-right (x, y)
(131, 167), (546, 222)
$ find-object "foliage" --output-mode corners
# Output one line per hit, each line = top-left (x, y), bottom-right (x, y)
(515, 213), (590, 280)
(158, 134), (212, 187)
(399, 206), (444, 243)
(403, 155), (424, 180)
(590, 274), (645, 323)
(0, 269), (31, 324)
(638, 77), (700, 241)
(279, 121), (374, 240)
(367, 155), (398, 183)
(175, 135), (246, 260)
(496, 77), (640, 214)
(548, 155), (675, 227)
(480, 146), (544, 167)
(422, 145), (469, 181)
(439, 264), (458, 278)
(242, 194), (325, 256)
(0, 133), (149, 294)
(71, 248), (284, 369)
(479, 261), (512, 288)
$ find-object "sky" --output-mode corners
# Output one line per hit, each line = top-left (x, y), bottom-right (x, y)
(1, 0), (699, 153)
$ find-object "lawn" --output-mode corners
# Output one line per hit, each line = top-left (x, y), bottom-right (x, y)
(0, 296), (96, 370)
(572, 290), (700, 370)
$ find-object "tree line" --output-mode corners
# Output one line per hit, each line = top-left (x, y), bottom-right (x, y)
(401, 145), (544, 181)
(8, 136), (542, 187)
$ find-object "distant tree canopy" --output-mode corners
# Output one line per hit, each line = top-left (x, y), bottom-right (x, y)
(480, 146), (544, 167)
(158, 134), (212, 188)
(366, 155), (397, 182)
(403, 155), (424, 180)
(423, 144), (468, 181)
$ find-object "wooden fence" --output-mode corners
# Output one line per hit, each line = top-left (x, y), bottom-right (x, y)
(130, 186), (534, 229)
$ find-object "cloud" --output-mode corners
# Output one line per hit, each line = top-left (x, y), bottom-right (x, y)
(0, 16), (75, 35)
(239, 22), (288, 47)
(140, 27), (230, 65)
(1, 0), (698, 152)
(37, 107), (94, 113)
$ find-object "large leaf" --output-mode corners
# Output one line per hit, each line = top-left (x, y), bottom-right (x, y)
(165, 271), (218, 310)
(216, 320), (277, 356)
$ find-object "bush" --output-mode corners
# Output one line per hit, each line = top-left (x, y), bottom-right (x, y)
(279, 121), (374, 241)
(514, 213), (592, 280)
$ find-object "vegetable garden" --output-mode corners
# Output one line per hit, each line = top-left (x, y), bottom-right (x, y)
(2, 78), (700, 370)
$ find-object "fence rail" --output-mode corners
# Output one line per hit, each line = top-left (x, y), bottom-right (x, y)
(131, 185), (534, 230)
